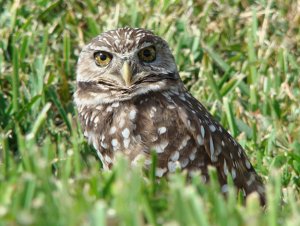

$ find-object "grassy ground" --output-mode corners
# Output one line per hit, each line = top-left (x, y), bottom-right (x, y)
(0, 0), (300, 225)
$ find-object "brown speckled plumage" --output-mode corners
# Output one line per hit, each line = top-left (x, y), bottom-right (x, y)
(74, 27), (265, 204)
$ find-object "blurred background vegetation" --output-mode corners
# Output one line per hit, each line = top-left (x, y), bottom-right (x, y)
(0, 0), (300, 225)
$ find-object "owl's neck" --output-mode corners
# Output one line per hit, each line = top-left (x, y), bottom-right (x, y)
(74, 79), (185, 107)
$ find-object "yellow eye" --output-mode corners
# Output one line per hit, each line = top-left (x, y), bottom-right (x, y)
(94, 51), (112, 67)
(138, 46), (156, 63)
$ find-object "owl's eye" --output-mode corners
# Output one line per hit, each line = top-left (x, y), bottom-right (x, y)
(138, 46), (156, 63)
(94, 51), (112, 67)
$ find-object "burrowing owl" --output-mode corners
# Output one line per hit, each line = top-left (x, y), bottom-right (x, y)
(74, 27), (265, 204)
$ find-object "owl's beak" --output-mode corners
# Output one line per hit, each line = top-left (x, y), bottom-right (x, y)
(122, 61), (132, 86)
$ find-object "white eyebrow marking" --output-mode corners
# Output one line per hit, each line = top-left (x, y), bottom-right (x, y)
(89, 46), (112, 52)
(138, 42), (155, 49)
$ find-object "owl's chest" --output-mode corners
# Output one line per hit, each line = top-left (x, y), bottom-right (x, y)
(80, 93), (179, 160)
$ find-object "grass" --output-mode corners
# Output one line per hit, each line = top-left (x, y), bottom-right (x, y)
(0, 0), (300, 225)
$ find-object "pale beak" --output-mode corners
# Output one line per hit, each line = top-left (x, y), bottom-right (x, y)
(122, 61), (132, 86)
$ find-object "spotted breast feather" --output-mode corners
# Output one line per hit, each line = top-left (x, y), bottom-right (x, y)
(78, 88), (265, 205)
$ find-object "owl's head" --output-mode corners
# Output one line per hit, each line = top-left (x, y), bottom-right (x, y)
(75, 27), (181, 106)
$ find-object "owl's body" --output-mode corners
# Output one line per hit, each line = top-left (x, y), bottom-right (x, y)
(75, 27), (265, 204)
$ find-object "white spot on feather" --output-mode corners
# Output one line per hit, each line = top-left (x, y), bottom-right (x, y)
(168, 161), (178, 173)
(221, 184), (228, 193)
(109, 126), (116, 134)
(216, 144), (222, 155)
(170, 151), (179, 161)
(111, 102), (119, 108)
(123, 138), (130, 149)
(231, 168), (236, 179)
(210, 136), (217, 162)
(122, 128), (130, 138)
(179, 93), (186, 101)
(96, 106), (103, 111)
(180, 158), (189, 168)
(238, 148), (242, 157)
(196, 135), (204, 145)
(221, 140), (225, 146)
(189, 148), (197, 161)
(158, 127), (167, 135)
(209, 124), (216, 132)
(167, 105), (176, 109)
(155, 167), (167, 177)
(119, 118), (125, 128)
(179, 136), (190, 149)
(149, 107), (157, 118)
(197, 104), (202, 111)
(129, 109), (137, 120)
(101, 142), (108, 149)
(104, 155), (112, 164)
(200, 125), (205, 138)
(245, 159), (251, 169)
(223, 160), (228, 176)
(91, 111), (97, 121)
(153, 141), (168, 153)
(111, 139), (119, 147)
(94, 117), (99, 124)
